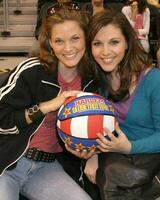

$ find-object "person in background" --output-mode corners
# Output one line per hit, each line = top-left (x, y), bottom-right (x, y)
(105, 0), (126, 12)
(0, 3), (96, 200)
(84, 10), (160, 199)
(147, 0), (160, 8)
(147, 1), (160, 66)
(122, 0), (150, 53)
(82, 0), (111, 17)
(35, 0), (56, 39)
(35, 0), (72, 39)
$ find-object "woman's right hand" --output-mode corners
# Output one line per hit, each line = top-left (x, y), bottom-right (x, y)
(39, 90), (82, 114)
(96, 122), (131, 154)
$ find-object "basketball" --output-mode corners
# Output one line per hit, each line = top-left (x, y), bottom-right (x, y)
(57, 92), (116, 151)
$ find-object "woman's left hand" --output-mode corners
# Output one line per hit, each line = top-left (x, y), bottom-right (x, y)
(65, 144), (95, 159)
(84, 154), (98, 184)
(96, 122), (131, 154)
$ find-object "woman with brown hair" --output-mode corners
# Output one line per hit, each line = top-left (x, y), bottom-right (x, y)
(84, 10), (160, 199)
(0, 3), (96, 200)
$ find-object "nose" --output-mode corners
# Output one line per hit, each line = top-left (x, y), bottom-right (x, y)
(102, 44), (110, 56)
(64, 41), (72, 52)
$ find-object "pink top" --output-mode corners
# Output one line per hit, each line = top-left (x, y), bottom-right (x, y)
(122, 6), (150, 40)
(29, 73), (81, 153)
(134, 14), (145, 39)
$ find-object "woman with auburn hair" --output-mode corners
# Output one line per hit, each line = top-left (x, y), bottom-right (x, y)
(0, 3), (96, 200)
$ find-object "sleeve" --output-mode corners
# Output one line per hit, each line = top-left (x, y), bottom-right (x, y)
(137, 8), (150, 36)
(0, 62), (39, 135)
(130, 70), (160, 154)
(122, 6), (135, 27)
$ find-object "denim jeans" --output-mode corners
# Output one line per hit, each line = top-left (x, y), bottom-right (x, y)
(0, 157), (92, 200)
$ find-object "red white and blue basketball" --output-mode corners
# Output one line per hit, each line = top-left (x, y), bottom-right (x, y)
(57, 92), (115, 151)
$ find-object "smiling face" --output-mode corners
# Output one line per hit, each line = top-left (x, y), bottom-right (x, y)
(49, 20), (85, 70)
(91, 24), (127, 74)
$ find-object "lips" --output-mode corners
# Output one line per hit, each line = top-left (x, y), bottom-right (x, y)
(63, 53), (77, 59)
(101, 57), (114, 64)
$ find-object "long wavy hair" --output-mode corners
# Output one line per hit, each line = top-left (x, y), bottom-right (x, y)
(37, 4), (94, 80)
(87, 11), (152, 101)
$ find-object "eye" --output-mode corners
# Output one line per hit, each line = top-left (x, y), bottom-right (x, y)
(92, 41), (102, 47)
(73, 36), (80, 40)
(72, 36), (80, 42)
(54, 39), (63, 44)
(110, 40), (119, 45)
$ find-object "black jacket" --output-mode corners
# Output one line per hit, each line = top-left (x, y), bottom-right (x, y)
(0, 57), (98, 175)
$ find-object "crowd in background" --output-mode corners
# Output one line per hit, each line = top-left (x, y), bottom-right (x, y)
(35, 0), (160, 67)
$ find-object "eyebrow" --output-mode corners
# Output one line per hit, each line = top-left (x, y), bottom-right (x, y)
(92, 37), (121, 41)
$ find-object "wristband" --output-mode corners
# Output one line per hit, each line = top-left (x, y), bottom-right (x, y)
(28, 105), (45, 122)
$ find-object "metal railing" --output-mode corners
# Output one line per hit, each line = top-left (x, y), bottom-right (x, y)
(14, 0), (22, 15)
(1, 0), (10, 36)
(1, 0), (22, 36)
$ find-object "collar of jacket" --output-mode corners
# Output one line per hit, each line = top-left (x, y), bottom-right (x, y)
(40, 68), (95, 92)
